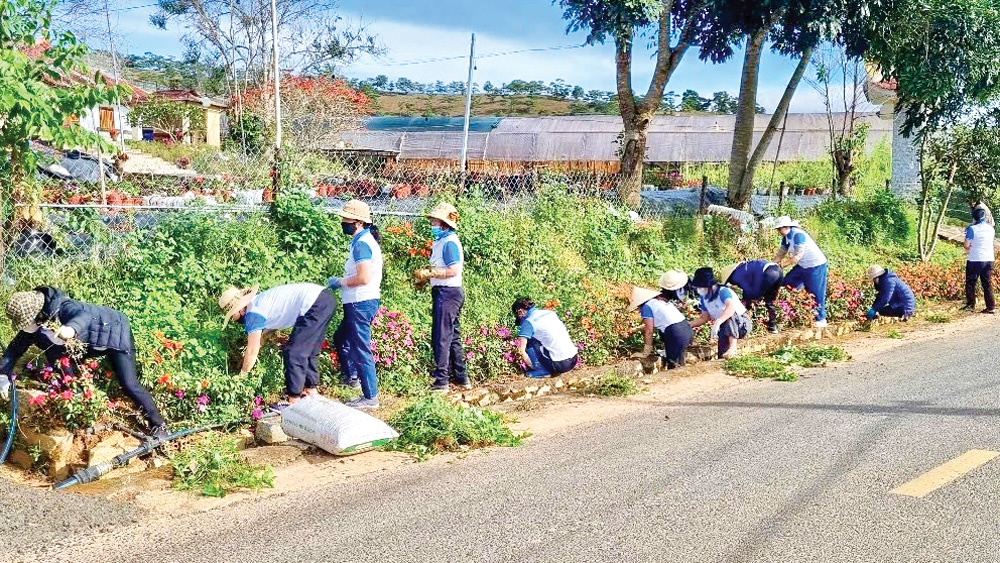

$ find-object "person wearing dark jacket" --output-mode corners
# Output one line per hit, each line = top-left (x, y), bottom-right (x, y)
(865, 266), (916, 320)
(720, 260), (785, 333)
(0, 287), (167, 436)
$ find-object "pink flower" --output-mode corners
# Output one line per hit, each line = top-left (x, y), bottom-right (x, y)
(480, 326), (489, 336)
(196, 404), (207, 414)
(175, 389), (186, 399)
(253, 396), (263, 406)
(495, 327), (511, 338)
(59, 357), (71, 369)
(83, 388), (93, 399)
(60, 390), (73, 401)
(465, 352), (475, 361)
(251, 407), (264, 420)
(404, 338), (413, 347)
(197, 394), (210, 405)
(28, 395), (46, 406)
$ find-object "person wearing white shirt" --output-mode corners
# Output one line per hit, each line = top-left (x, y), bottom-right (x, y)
(963, 207), (996, 314)
(688, 267), (752, 359)
(630, 283), (692, 371)
(511, 297), (578, 378)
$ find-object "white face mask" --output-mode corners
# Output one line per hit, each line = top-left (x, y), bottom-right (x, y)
(22, 323), (38, 333)
(696, 287), (709, 297)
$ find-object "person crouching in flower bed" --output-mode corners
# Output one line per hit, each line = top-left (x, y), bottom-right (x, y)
(412, 202), (470, 392)
(719, 260), (785, 334)
(864, 265), (916, 321)
(688, 267), (753, 359)
(220, 283), (336, 409)
(630, 283), (692, 371)
(511, 297), (578, 378)
(0, 287), (167, 437)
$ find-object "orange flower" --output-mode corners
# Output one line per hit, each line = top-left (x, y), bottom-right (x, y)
(158, 374), (170, 385)
(545, 299), (560, 309)
(201, 379), (210, 389)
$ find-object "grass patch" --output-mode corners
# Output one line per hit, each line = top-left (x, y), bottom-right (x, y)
(585, 373), (642, 397)
(723, 355), (797, 381)
(926, 313), (952, 324)
(886, 329), (903, 339)
(386, 395), (528, 460)
(170, 432), (275, 497)
(724, 344), (850, 382)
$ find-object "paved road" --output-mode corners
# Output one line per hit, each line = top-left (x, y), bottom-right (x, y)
(12, 319), (1000, 562)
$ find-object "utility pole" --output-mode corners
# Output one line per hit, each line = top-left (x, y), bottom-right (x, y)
(270, 0), (283, 197)
(459, 33), (476, 186)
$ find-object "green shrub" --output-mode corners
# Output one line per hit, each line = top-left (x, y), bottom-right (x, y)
(926, 313), (952, 323)
(170, 432), (275, 497)
(813, 189), (910, 246)
(386, 395), (528, 459)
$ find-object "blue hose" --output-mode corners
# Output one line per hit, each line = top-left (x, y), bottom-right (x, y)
(1, 374), (14, 465)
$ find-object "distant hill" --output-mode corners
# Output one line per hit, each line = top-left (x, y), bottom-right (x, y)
(373, 94), (608, 117)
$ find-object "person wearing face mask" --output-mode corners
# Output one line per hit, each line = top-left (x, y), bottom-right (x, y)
(219, 282), (336, 408)
(412, 203), (470, 392)
(719, 260), (785, 333)
(511, 297), (578, 378)
(0, 287), (167, 437)
(688, 267), (753, 359)
(630, 283), (692, 372)
(326, 199), (383, 410)
(772, 216), (828, 328)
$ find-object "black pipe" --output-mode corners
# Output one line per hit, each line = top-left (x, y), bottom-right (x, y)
(53, 422), (228, 490)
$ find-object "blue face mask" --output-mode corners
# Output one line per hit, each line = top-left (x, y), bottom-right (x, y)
(431, 226), (445, 238)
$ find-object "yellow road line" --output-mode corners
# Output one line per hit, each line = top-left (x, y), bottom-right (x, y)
(891, 450), (1000, 498)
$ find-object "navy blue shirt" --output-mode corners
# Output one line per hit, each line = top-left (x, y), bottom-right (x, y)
(727, 260), (776, 302)
(872, 270), (916, 314)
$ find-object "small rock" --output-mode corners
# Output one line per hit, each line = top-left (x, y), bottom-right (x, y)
(87, 431), (141, 467)
(19, 425), (76, 479)
(236, 428), (255, 449)
(553, 379), (565, 389)
(524, 385), (539, 394)
(536, 385), (551, 397)
(477, 392), (498, 407)
(255, 418), (288, 444)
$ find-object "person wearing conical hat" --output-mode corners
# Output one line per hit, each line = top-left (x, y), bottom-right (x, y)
(0, 287), (167, 437)
(326, 199), (384, 409)
(719, 260), (785, 333)
(864, 265), (916, 321)
(629, 284), (692, 371)
(220, 282), (336, 408)
(688, 267), (753, 359)
(413, 202), (470, 392)
(772, 216), (829, 328)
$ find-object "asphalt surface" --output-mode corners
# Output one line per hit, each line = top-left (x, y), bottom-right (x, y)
(8, 319), (1000, 562)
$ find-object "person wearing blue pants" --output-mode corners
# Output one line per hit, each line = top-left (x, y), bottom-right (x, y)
(221, 283), (336, 408)
(327, 200), (383, 410)
(512, 298), (578, 378)
(864, 265), (916, 320)
(720, 260), (785, 333)
(688, 268), (753, 358)
(413, 202), (470, 392)
(772, 216), (829, 328)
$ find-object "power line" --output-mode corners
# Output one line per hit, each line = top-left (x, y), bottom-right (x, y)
(382, 43), (587, 67)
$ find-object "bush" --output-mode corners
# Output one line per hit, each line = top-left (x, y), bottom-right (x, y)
(814, 189), (910, 245)
(386, 395), (528, 459)
(170, 432), (275, 497)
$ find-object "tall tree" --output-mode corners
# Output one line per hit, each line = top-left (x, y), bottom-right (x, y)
(555, 0), (708, 208)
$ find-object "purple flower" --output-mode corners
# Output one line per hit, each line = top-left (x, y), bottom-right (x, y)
(26, 362), (34, 371)
(251, 407), (263, 420)
(175, 389), (186, 399)
(253, 396), (263, 406)
(197, 394), (210, 405)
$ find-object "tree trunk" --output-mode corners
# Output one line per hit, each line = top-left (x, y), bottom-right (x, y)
(618, 119), (648, 208)
(727, 29), (766, 209)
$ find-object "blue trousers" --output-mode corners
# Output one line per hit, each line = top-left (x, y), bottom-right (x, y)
(431, 287), (467, 386)
(334, 299), (380, 399)
(283, 289), (336, 396)
(877, 304), (913, 319)
(784, 263), (828, 321)
(658, 321), (693, 369)
(525, 339), (577, 378)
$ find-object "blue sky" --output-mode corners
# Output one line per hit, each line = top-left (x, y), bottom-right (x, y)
(102, 0), (845, 112)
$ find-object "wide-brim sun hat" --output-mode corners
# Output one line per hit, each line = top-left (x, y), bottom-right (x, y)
(773, 215), (798, 230)
(629, 287), (661, 310)
(866, 265), (886, 280)
(719, 264), (741, 286)
(690, 267), (718, 289)
(427, 202), (459, 229)
(658, 270), (688, 291)
(219, 284), (259, 328)
(338, 199), (372, 224)
(6, 290), (45, 331)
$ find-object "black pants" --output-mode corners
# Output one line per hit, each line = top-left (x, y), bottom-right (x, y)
(965, 261), (995, 311)
(878, 304), (913, 318)
(431, 287), (467, 386)
(761, 264), (785, 329)
(658, 321), (693, 369)
(45, 333), (165, 429)
(718, 314), (752, 357)
(284, 289), (337, 396)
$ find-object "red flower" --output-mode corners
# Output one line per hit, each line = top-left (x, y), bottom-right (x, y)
(60, 390), (73, 401)
(59, 357), (71, 369)
(88, 360), (98, 369)
(158, 374), (170, 385)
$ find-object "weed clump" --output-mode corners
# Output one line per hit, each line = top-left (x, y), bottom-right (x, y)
(170, 432), (275, 497)
(723, 356), (797, 381)
(926, 313), (952, 324)
(386, 395), (528, 459)
(585, 373), (642, 396)
(724, 344), (850, 382)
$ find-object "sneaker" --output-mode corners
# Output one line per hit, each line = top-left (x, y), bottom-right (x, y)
(149, 424), (170, 440)
(767, 326), (780, 334)
(346, 396), (379, 410)
(343, 379), (361, 390)
(430, 382), (450, 393)
(815, 320), (828, 328)
(982, 309), (996, 315)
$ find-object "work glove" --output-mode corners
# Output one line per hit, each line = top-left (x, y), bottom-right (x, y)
(56, 325), (76, 340)
(326, 276), (342, 290)
(866, 308), (876, 320)
(0, 376), (10, 402)
(710, 321), (722, 340)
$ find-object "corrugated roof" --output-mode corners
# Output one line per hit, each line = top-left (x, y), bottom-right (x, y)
(337, 113), (891, 163)
(365, 116), (501, 132)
